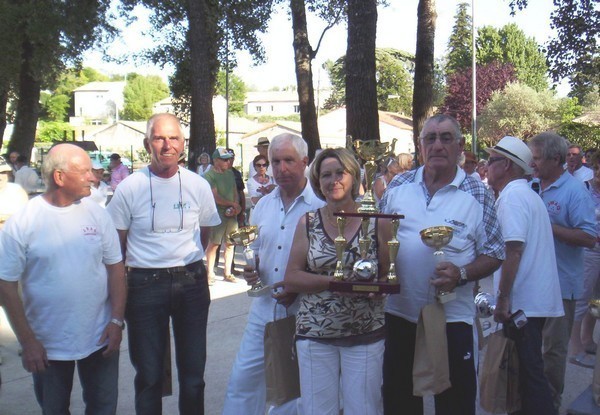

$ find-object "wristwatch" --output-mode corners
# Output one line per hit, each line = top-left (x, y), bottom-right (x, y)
(456, 267), (468, 287)
(110, 318), (125, 329)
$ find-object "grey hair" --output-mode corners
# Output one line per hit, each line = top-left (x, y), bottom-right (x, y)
(529, 132), (568, 165)
(145, 113), (185, 141)
(268, 133), (308, 161)
(419, 114), (463, 142)
(41, 144), (75, 186)
(568, 144), (582, 153)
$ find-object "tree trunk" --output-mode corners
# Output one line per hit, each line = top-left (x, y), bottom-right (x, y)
(412, 0), (437, 164)
(346, 0), (379, 142)
(186, 0), (218, 172)
(0, 84), (8, 151)
(10, 38), (40, 161)
(290, 0), (321, 161)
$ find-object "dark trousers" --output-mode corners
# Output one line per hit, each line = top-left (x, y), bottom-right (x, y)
(382, 313), (476, 415)
(509, 317), (557, 415)
(33, 346), (119, 415)
(126, 261), (210, 415)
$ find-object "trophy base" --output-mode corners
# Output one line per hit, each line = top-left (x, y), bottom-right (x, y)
(329, 280), (400, 294)
(436, 291), (456, 304)
(247, 284), (271, 297)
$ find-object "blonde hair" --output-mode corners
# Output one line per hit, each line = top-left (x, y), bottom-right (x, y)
(397, 153), (412, 172)
(309, 148), (361, 201)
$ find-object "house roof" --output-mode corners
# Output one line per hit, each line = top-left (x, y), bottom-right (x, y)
(573, 110), (600, 125)
(73, 81), (126, 92)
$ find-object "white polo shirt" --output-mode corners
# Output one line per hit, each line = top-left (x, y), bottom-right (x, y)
(381, 166), (504, 324)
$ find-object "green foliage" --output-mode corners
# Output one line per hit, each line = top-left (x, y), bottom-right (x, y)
(36, 121), (74, 143)
(476, 24), (548, 91)
(556, 97), (583, 124)
(216, 70), (248, 114)
(478, 82), (562, 145)
(557, 121), (600, 151)
(122, 75), (170, 121)
(324, 48), (414, 114)
(445, 2), (472, 77)
(241, 113), (301, 123)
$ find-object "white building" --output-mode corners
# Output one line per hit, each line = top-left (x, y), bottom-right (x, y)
(71, 82), (126, 125)
(244, 91), (301, 116)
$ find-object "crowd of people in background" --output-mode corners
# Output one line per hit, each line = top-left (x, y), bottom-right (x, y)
(0, 111), (599, 415)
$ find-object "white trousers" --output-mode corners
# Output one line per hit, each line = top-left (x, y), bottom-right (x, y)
(295, 338), (384, 415)
(222, 317), (299, 415)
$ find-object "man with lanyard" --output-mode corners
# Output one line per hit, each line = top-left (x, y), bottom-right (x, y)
(528, 132), (596, 410)
(107, 113), (220, 414)
(380, 114), (504, 414)
(222, 133), (325, 415)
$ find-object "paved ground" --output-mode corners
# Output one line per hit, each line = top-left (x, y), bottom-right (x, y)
(0, 254), (596, 414)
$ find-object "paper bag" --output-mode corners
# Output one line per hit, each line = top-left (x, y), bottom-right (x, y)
(480, 330), (521, 413)
(413, 302), (451, 396)
(264, 310), (300, 406)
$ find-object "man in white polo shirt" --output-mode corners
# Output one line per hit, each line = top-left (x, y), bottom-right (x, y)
(380, 114), (504, 414)
(486, 136), (563, 415)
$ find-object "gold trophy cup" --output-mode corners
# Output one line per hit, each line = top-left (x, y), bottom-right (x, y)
(229, 226), (270, 297)
(353, 139), (395, 214)
(420, 226), (455, 303)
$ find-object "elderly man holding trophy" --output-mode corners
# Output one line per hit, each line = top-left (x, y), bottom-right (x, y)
(380, 114), (504, 415)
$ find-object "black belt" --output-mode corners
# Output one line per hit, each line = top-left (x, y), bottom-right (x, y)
(128, 260), (204, 275)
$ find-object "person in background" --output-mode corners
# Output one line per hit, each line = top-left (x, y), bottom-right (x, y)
(284, 147), (390, 415)
(223, 133), (324, 415)
(462, 151), (481, 181)
(0, 143), (126, 414)
(88, 161), (110, 208)
(227, 148), (246, 227)
(528, 132), (596, 410)
(14, 155), (41, 194)
(109, 153), (129, 191)
(486, 136), (562, 415)
(107, 113), (220, 414)
(248, 137), (272, 178)
(8, 151), (20, 181)
(204, 147), (241, 284)
(566, 144), (593, 182)
(197, 152), (212, 176)
(569, 150), (600, 368)
(373, 153), (412, 202)
(246, 154), (276, 207)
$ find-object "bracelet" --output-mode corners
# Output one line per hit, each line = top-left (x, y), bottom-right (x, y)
(110, 318), (125, 329)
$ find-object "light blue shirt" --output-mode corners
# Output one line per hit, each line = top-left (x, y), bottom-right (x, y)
(534, 171), (596, 299)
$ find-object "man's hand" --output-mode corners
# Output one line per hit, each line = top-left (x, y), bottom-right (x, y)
(493, 296), (512, 323)
(271, 281), (298, 307)
(99, 322), (123, 357)
(21, 337), (48, 373)
(243, 264), (260, 286)
(430, 261), (460, 292)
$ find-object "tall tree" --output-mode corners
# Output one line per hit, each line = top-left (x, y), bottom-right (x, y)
(477, 24), (548, 91)
(3, 0), (115, 160)
(346, 0), (379, 142)
(508, 0), (599, 101)
(216, 70), (247, 114)
(412, 0), (437, 162)
(445, 2), (471, 78)
(122, 75), (170, 121)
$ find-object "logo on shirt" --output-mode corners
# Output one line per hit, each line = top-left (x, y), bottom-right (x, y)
(547, 200), (561, 216)
(82, 225), (100, 243)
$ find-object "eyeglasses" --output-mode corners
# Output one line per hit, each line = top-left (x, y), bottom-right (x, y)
(149, 169), (183, 233)
(255, 163), (268, 168)
(487, 157), (507, 166)
(567, 152), (581, 157)
(421, 132), (457, 145)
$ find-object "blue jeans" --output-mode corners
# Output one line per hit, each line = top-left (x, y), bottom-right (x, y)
(382, 313), (476, 415)
(507, 317), (557, 415)
(33, 346), (119, 415)
(126, 261), (210, 415)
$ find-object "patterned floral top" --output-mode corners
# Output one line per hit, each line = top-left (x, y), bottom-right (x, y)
(295, 209), (385, 341)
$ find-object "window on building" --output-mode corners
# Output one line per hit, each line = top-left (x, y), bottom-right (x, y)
(294, 105), (300, 113)
(256, 106), (262, 113)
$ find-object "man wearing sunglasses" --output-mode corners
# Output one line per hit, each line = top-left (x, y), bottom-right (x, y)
(107, 113), (220, 415)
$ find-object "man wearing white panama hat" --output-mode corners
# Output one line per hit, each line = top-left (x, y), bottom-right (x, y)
(486, 135), (563, 414)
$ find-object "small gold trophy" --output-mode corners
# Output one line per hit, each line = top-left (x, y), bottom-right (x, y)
(420, 226), (455, 303)
(229, 226), (270, 297)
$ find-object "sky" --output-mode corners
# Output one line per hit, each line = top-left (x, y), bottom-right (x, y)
(83, 0), (559, 92)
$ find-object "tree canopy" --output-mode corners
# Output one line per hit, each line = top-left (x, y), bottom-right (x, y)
(122, 74), (170, 121)
(445, 2), (471, 78)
